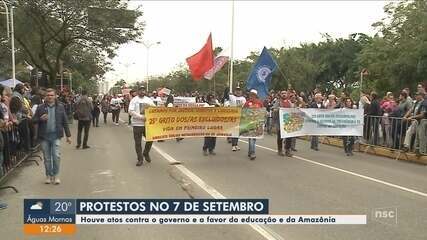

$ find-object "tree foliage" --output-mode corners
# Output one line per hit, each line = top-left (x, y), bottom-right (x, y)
(0, 0), (144, 92)
(147, 0), (425, 97)
(358, 0), (427, 94)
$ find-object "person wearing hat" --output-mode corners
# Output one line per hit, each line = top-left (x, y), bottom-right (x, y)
(225, 87), (246, 151)
(243, 89), (264, 160)
(151, 91), (162, 106)
(129, 86), (156, 166)
(402, 91), (426, 152)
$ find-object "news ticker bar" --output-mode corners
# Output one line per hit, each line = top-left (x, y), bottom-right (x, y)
(75, 214), (367, 225)
(23, 199), (366, 235)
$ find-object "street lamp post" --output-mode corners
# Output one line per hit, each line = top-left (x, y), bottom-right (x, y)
(136, 40), (161, 92)
(119, 62), (135, 82)
(10, 5), (15, 87)
(1, 0), (16, 87)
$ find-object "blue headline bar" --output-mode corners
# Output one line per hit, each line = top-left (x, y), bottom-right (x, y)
(76, 199), (268, 214)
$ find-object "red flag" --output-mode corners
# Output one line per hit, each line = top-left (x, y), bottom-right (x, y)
(186, 34), (214, 80)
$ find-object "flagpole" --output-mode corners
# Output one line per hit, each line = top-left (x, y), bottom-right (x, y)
(270, 51), (288, 87)
(213, 74), (216, 93)
(228, 0), (235, 94)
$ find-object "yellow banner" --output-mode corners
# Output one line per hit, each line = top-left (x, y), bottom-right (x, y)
(145, 107), (242, 141)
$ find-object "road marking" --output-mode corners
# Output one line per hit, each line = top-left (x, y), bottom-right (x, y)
(239, 140), (427, 198)
(153, 145), (284, 240)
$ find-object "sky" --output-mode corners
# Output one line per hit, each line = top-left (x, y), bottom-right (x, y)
(104, 0), (388, 87)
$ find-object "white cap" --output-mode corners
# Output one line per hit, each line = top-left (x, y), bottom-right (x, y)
(250, 89), (258, 95)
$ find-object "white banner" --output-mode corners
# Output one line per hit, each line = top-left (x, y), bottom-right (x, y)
(280, 108), (364, 138)
(173, 97), (202, 107)
(76, 214), (367, 225)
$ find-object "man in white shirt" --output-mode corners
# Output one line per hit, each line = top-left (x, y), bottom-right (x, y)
(128, 86), (156, 166)
(110, 94), (122, 125)
(225, 87), (246, 151)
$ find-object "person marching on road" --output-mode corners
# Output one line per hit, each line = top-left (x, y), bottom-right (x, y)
(128, 90), (136, 125)
(244, 89), (264, 160)
(165, 93), (184, 142)
(92, 97), (101, 127)
(110, 94), (122, 126)
(74, 90), (93, 149)
(151, 91), (163, 106)
(202, 93), (220, 156)
(33, 88), (71, 184)
(274, 90), (293, 157)
(225, 87), (246, 152)
(309, 93), (324, 151)
(129, 86), (155, 166)
(101, 95), (110, 124)
(151, 91), (165, 142)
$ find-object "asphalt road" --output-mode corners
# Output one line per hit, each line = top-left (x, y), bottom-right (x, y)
(1, 113), (426, 240)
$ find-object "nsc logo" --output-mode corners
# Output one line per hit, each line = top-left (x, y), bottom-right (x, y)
(372, 207), (397, 225)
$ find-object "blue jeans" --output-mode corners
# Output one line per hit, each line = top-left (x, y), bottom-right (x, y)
(248, 138), (256, 155)
(41, 139), (61, 177)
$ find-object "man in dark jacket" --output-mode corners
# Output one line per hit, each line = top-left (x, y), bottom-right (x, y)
(366, 91), (382, 145)
(74, 90), (93, 149)
(33, 88), (71, 184)
(310, 93), (324, 151)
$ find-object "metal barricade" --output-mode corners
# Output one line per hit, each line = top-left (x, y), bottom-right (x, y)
(0, 120), (42, 193)
(363, 115), (424, 154)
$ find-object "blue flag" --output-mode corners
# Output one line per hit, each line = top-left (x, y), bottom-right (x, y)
(245, 47), (277, 100)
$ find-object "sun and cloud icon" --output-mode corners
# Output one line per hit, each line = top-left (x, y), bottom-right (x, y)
(30, 201), (43, 210)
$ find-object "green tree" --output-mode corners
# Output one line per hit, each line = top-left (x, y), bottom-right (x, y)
(358, 0), (427, 93)
(0, 0), (144, 87)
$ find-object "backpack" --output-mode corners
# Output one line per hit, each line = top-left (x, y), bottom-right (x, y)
(75, 98), (91, 119)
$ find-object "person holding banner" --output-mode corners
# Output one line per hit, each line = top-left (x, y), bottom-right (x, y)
(310, 93), (324, 151)
(151, 91), (163, 106)
(289, 93), (299, 152)
(129, 86), (156, 166)
(273, 91), (293, 157)
(128, 90), (136, 125)
(244, 90), (264, 160)
(202, 94), (220, 156)
(225, 87), (246, 152)
(342, 97), (356, 156)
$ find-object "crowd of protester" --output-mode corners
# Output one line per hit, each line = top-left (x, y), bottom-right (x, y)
(113, 82), (426, 160)
(0, 82), (425, 180)
(163, 82), (427, 157)
(0, 81), (426, 210)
